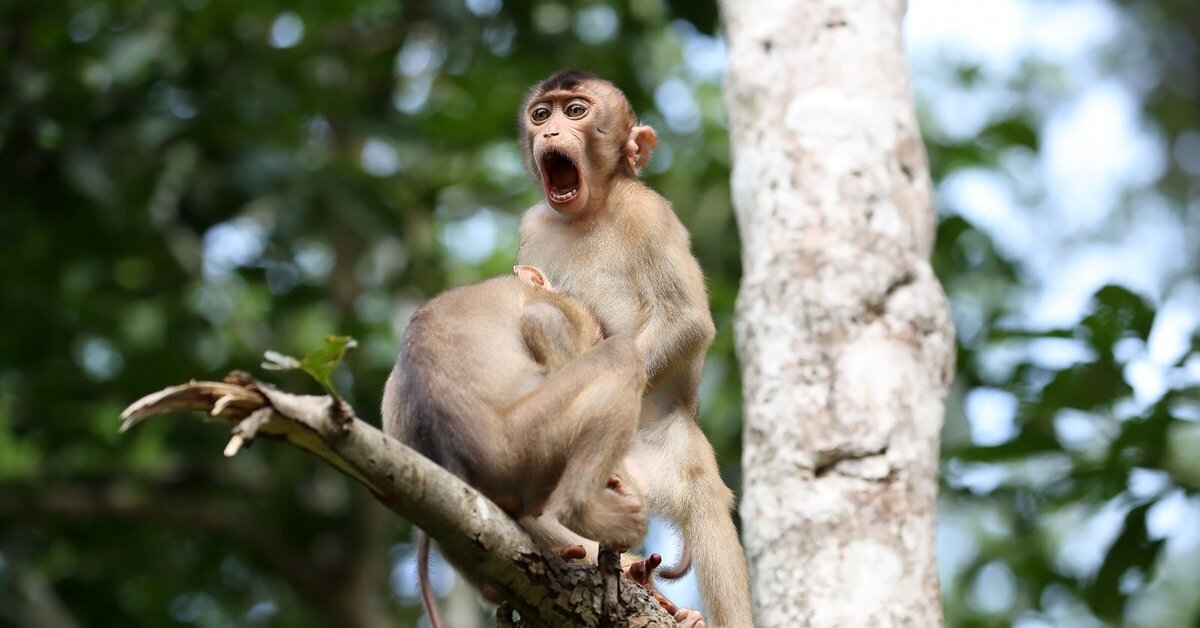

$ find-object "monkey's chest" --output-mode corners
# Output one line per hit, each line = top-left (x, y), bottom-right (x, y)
(560, 272), (646, 337)
(521, 228), (649, 335)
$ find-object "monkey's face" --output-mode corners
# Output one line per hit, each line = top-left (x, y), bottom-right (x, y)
(523, 81), (628, 215)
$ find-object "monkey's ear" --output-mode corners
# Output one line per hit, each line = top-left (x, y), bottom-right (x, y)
(514, 265), (547, 287)
(624, 125), (658, 176)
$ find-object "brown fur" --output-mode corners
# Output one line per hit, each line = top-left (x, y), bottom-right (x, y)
(516, 71), (754, 627)
(381, 269), (648, 625)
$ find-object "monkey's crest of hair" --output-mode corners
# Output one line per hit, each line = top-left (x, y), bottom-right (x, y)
(534, 68), (599, 94)
(525, 68), (638, 117)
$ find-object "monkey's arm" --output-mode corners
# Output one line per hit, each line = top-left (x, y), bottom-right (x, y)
(632, 228), (716, 393)
(636, 314), (713, 394)
(635, 271), (716, 394)
(119, 375), (679, 627)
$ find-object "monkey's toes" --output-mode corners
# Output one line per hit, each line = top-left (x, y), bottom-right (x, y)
(625, 554), (685, 616)
(674, 608), (705, 628)
(555, 545), (587, 561)
(625, 553), (662, 586)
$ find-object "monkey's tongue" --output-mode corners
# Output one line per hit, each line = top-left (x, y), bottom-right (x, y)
(543, 153), (580, 203)
(549, 164), (578, 190)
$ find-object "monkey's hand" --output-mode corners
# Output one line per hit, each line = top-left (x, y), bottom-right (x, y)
(568, 488), (646, 552)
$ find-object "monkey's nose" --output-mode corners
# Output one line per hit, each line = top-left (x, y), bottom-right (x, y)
(544, 131), (559, 138)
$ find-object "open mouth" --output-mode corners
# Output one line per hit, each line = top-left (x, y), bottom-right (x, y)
(540, 150), (580, 205)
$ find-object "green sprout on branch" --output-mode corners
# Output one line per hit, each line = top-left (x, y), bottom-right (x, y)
(262, 335), (358, 402)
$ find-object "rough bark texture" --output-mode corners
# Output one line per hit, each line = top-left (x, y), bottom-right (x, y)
(719, 1), (955, 626)
(120, 375), (676, 628)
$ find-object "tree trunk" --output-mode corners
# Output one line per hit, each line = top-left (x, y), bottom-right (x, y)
(719, 1), (955, 626)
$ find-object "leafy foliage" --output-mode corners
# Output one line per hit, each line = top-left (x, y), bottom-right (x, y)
(0, 1), (737, 625)
(1, 0), (1198, 626)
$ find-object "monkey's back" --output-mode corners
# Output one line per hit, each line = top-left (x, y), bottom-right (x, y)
(381, 277), (545, 474)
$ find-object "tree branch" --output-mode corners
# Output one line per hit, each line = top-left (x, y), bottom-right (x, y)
(120, 372), (676, 627)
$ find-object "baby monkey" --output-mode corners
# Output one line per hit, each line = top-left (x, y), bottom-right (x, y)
(383, 265), (647, 547)
(381, 265), (649, 625)
(517, 70), (754, 627)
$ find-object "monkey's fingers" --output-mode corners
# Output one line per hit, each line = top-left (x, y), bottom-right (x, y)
(624, 553), (662, 585)
(556, 545), (587, 561)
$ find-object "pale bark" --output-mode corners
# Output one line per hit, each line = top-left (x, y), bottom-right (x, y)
(719, 1), (955, 626)
(120, 374), (676, 628)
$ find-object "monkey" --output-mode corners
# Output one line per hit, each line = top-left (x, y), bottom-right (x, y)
(515, 69), (755, 627)
(382, 265), (649, 626)
(382, 264), (648, 546)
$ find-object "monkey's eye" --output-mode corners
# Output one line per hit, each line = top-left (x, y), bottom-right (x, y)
(531, 107), (551, 122)
(564, 103), (588, 119)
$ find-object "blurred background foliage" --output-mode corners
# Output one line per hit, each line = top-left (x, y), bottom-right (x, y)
(0, 0), (1197, 626)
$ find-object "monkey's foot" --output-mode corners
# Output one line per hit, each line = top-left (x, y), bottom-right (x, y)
(625, 553), (662, 588)
(556, 545), (587, 561)
(624, 554), (675, 613)
(625, 555), (706, 626)
(672, 607), (706, 628)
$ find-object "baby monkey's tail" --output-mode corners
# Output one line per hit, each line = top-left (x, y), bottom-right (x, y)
(416, 530), (443, 628)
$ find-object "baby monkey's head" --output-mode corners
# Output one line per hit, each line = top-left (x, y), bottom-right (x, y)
(513, 264), (604, 346)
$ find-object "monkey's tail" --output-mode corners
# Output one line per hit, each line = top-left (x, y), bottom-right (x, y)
(416, 529), (443, 628)
(656, 546), (692, 581)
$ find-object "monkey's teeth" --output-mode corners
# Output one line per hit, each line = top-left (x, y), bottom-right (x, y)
(550, 188), (578, 202)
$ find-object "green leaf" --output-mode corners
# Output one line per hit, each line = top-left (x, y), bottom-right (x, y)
(1165, 420), (1200, 490)
(987, 327), (1076, 341)
(260, 336), (358, 400)
(298, 335), (359, 400)
(1086, 501), (1165, 620)
(1081, 285), (1156, 354)
(1109, 403), (1174, 470)
(952, 426), (1061, 462)
(980, 115), (1039, 150)
(1039, 358), (1129, 411)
